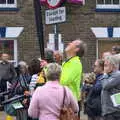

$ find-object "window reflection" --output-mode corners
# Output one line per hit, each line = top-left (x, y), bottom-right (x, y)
(0, 0), (6, 4)
(8, 0), (14, 4)
(105, 0), (111, 4)
(97, 0), (104, 4)
(97, 0), (120, 4)
(0, 40), (14, 60)
(113, 0), (119, 4)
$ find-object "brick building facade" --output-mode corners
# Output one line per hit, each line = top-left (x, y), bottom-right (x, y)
(0, 0), (40, 66)
(43, 0), (120, 72)
(0, 0), (120, 72)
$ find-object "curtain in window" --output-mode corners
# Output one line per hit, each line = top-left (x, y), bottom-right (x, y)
(105, 0), (111, 4)
(8, 0), (14, 4)
(113, 0), (119, 4)
(97, 0), (104, 4)
(0, 0), (6, 4)
(97, 0), (120, 4)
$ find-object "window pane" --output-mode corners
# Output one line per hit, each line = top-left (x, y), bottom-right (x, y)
(0, 40), (14, 60)
(0, 0), (6, 4)
(105, 0), (111, 4)
(97, 0), (104, 4)
(113, 0), (119, 4)
(8, 0), (14, 4)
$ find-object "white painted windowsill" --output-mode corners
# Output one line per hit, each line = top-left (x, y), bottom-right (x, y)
(0, 4), (17, 8)
(96, 4), (120, 9)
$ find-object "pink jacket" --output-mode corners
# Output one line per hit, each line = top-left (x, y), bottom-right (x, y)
(28, 81), (79, 120)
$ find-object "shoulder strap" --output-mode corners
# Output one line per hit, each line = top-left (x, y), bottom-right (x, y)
(62, 87), (66, 107)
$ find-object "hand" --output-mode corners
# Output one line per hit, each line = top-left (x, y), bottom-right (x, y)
(24, 91), (30, 96)
(22, 98), (28, 105)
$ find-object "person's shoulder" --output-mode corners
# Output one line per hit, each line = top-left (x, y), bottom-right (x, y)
(64, 86), (72, 94)
(112, 71), (120, 78)
(32, 74), (38, 78)
(34, 86), (43, 93)
(71, 57), (81, 65)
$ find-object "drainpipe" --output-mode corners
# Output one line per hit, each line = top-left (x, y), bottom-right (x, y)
(33, 0), (44, 59)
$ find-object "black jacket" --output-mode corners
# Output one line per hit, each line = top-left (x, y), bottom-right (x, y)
(0, 61), (16, 83)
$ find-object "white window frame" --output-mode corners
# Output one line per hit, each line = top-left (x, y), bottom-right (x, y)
(0, 0), (17, 8)
(96, 0), (120, 9)
(0, 39), (18, 66)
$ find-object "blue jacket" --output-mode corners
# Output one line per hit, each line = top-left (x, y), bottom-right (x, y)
(85, 74), (103, 116)
(92, 74), (103, 96)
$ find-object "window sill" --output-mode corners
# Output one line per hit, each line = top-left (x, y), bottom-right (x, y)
(96, 8), (120, 12)
(0, 7), (19, 11)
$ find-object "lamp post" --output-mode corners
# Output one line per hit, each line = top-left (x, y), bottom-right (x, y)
(33, 0), (44, 59)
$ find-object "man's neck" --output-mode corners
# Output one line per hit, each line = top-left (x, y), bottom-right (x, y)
(66, 53), (76, 59)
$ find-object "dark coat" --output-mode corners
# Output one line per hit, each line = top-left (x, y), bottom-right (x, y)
(85, 74), (103, 117)
(0, 61), (16, 83)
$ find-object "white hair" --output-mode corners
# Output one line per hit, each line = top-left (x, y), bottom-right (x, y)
(18, 61), (28, 67)
(104, 55), (119, 69)
(46, 63), (61, 81)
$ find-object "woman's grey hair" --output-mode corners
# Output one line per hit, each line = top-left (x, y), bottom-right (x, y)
(104, 55), (119, 69)
(46, 63), (61, 81)
(18, 61), (28, 68)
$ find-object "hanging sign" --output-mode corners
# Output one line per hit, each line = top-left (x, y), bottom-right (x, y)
(40, 0), (47, 5)
(40, 0), (85, 7)
(45, 7), (66, 24)
(46, 0), (64, 9)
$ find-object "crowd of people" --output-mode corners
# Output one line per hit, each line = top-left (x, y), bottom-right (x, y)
(0, 40), (120, 120)
(82, 45), (120, 120)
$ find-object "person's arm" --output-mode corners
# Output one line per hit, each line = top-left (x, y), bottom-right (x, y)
(103, 74), (120, 90)
(28, 88), (40, 118)
(29, 75), (38, 95)
(66, 87), (79, 113)
(92, 80), (102, 94)
(9, 63), (17, 83)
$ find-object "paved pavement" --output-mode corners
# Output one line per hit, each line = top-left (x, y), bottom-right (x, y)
(0, 112), (16, 120)
(0, 111), (88, 120)
(0, 112), (6, 120)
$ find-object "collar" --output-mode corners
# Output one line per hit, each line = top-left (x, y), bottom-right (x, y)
(96, 73), (103, 78)
(46, 81), (59, 86)
(64, 56), (80, 63)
